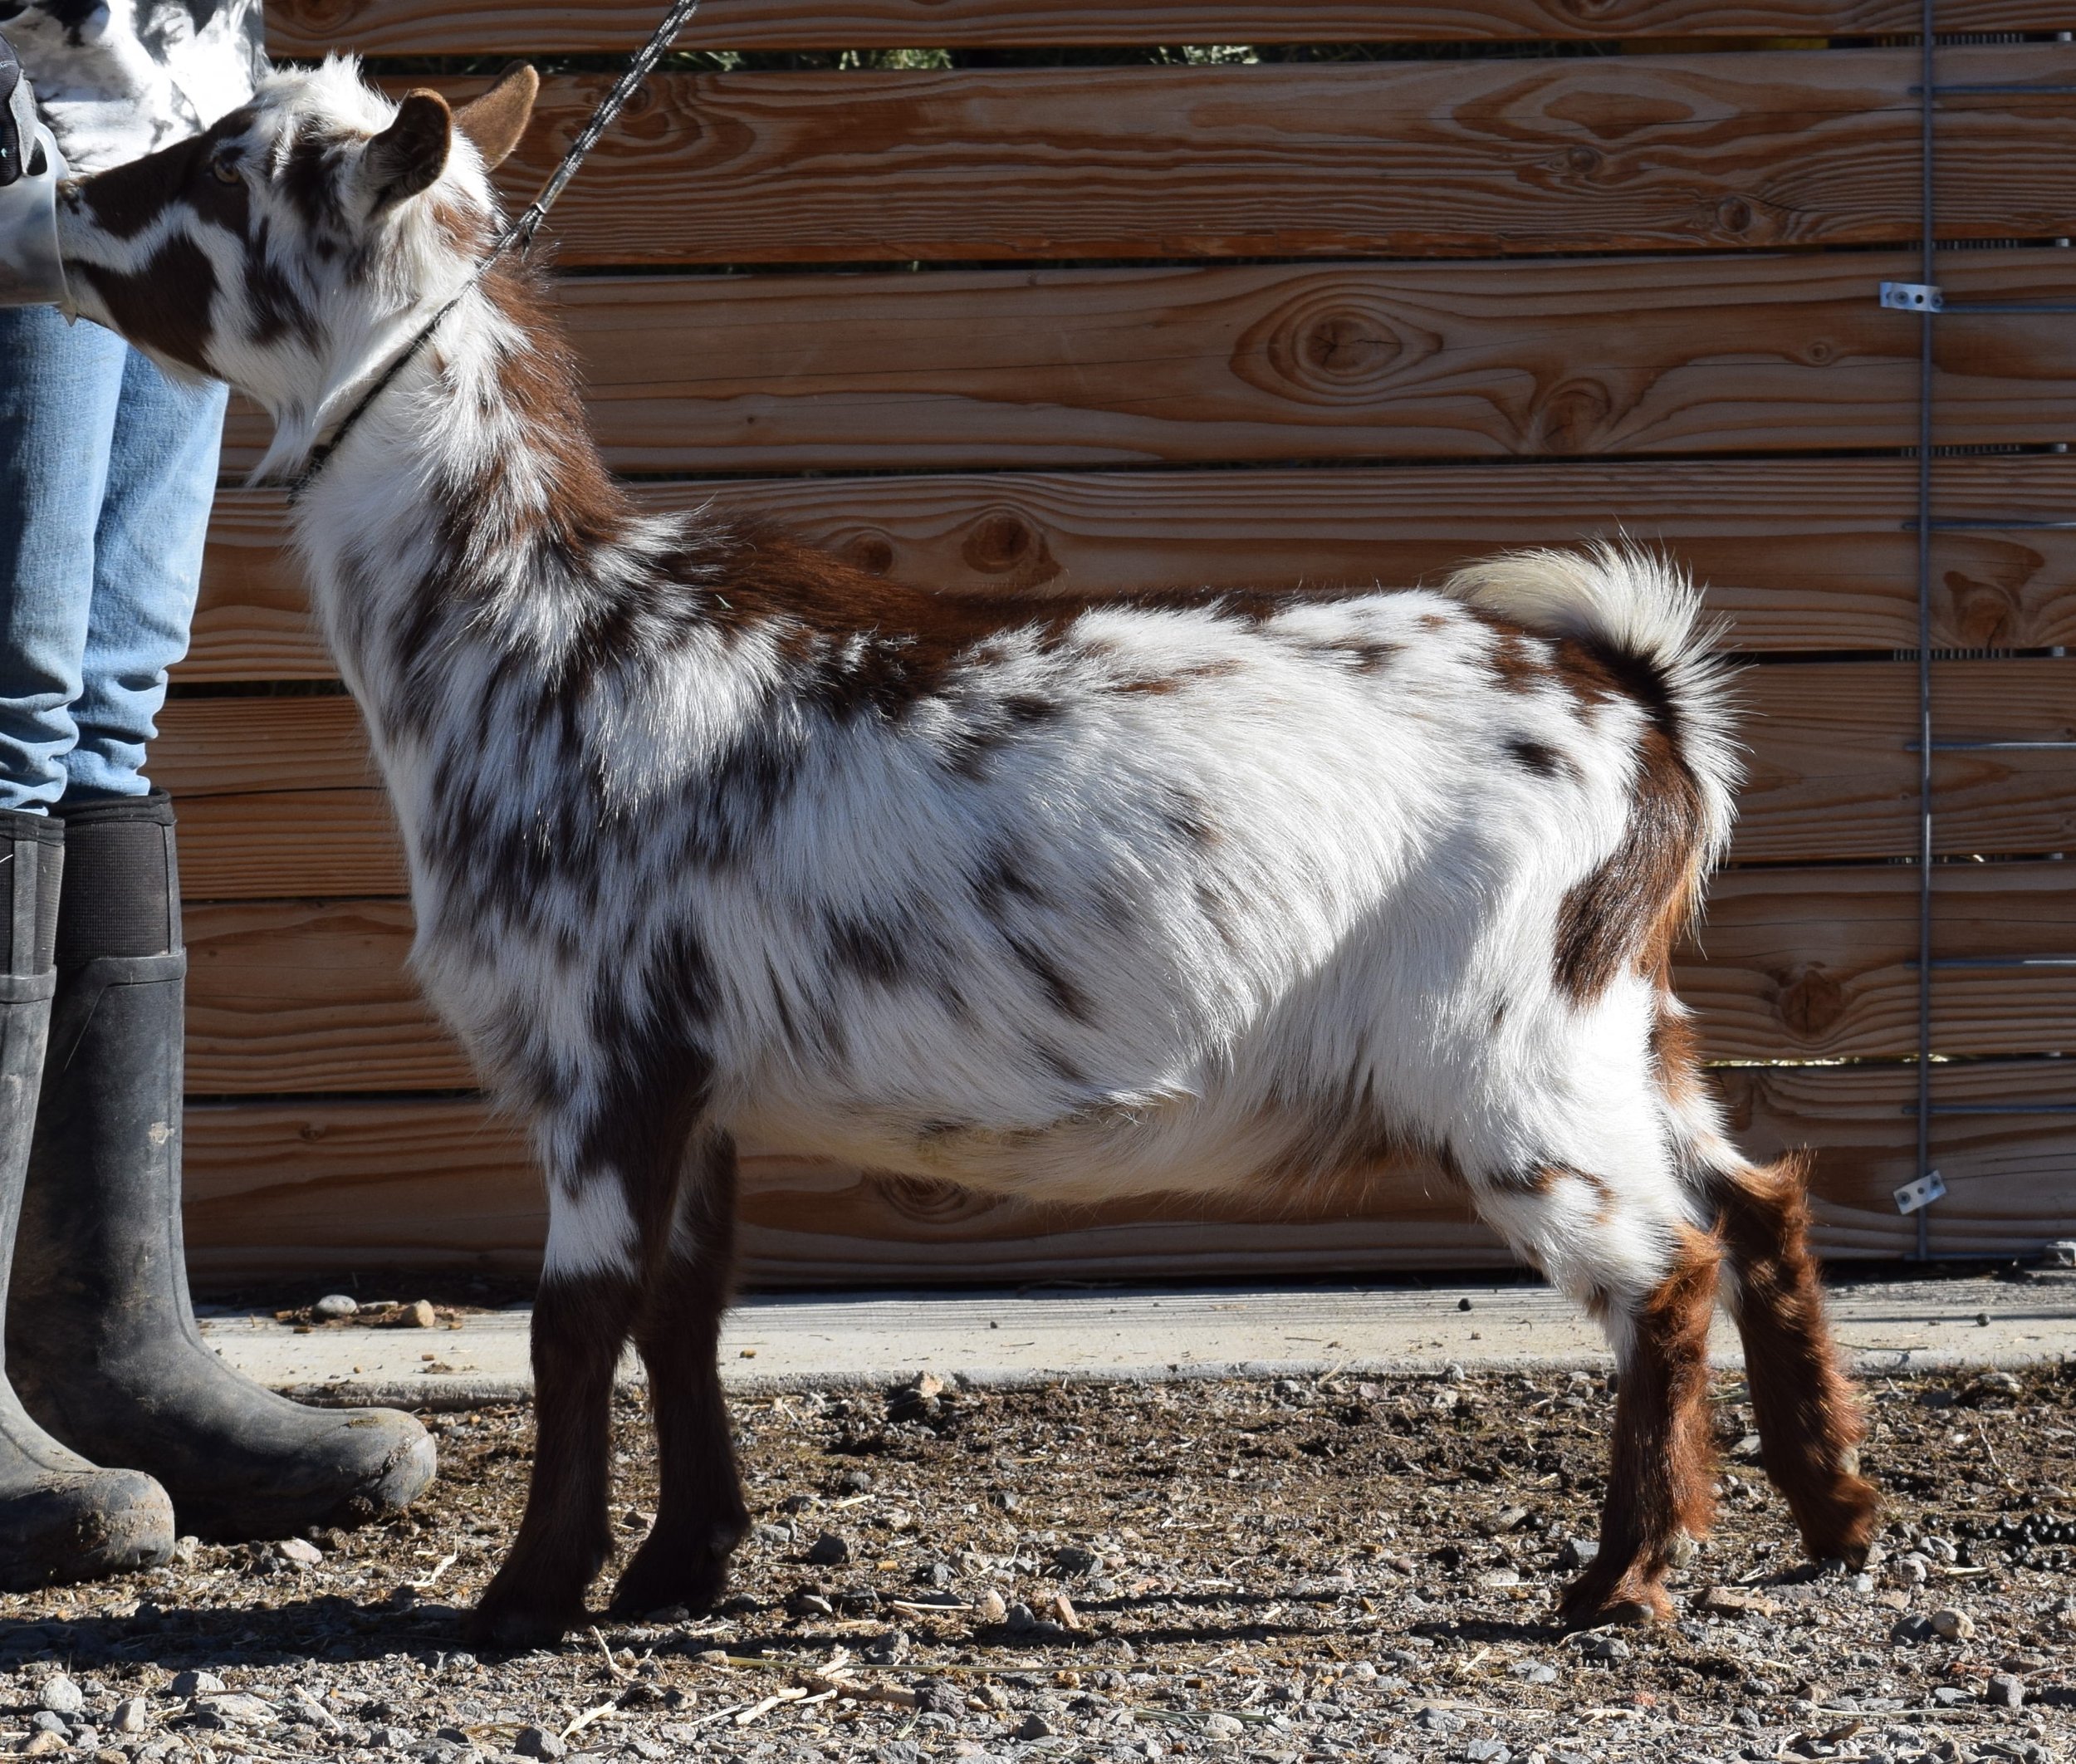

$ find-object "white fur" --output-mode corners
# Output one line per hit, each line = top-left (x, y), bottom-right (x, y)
(57, 65), (1755, 1325)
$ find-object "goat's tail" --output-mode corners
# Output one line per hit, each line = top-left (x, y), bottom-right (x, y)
(1442, 541), (1741, 876)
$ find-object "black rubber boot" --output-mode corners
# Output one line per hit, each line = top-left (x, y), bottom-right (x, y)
(7, 792), (436, 1540)
(0, 806), (174, 1586)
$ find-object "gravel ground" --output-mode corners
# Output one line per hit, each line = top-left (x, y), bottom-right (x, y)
(1, 1362), (2072, 1764)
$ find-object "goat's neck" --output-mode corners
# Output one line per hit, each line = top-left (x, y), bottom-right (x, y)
(288, 267), (650, 738)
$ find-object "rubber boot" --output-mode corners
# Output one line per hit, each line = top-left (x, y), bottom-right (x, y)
(7, 792), (436, 1539)
(0, 806), (174, 1586)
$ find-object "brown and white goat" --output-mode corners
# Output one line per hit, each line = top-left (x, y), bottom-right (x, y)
(55, 60), (1879, 1645)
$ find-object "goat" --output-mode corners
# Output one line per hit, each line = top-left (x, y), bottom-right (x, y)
(55, 59), (1879, 1647)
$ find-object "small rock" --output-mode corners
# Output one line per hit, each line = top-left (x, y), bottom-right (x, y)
(18, 1731), (64, 1757)
(1413, 1707), (1461, 1733)
(1557, 1538), (1599, 1570)
(402, 1299), (438, 1329)
(1013, 1714), (1055, 1741)
(514, 1725), (568, 1760)
(1932, 1685), (1973, 1708)
(1003, 1600), (1038, 1633)
(976, 1590), (1008, 1624)
(1204, 1713), (1244, 1737)
(1581, 1636), (1631, 1663)
(67, 1726), (96, 1752)
(364, 1723), (413, 1750)
(168, 1671), (226, 1698)
(911, 1679), (962, 1717)
(275, 1536), (324, 1567)
(28, 1713), (66, 1735)
(112, 1699), (149, 1735)
(37, 1675), (83, 1717)
(169, 1536), (198, 1566)
(1481, 1507), (1530, 1536)
(1477, 1568), (1521, 1589)
(1464, 1742), (1511, 1764)
(313, 1294), (358, 1319)
(838, 1468), (873, 1493)
(196, 1694), (279, 1728)
(805, 1531), (850, 1566)
(1987, 1673), (2026, 1708)
(863, 1628), (909, 1666)
(1054, 1544), (1102, 1575)
(1700, 1586), (1782, 1619)
(1891, 1613), (1935, 1644)
(1930, 1607), (1976, 1641)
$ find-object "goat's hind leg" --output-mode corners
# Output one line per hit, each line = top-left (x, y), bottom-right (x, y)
(610, 1130), (749, 1619)
(1711, 1153), (1878, 1564)
(1557, 1226), (1721, 1628)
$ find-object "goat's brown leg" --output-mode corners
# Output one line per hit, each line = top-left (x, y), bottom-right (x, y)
(610, 1132), (748, 1619)
(1559, 1227), (1721, 1629)
(468, 1266), (640, 1649)
(1714, 1154), (1878, 1564)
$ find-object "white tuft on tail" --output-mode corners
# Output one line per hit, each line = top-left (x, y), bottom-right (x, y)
(1442, 541), (1742, 871)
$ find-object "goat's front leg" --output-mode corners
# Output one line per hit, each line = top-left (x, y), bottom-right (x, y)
(610, 1130), (747, 1619)
(1559, 1228), (1721, 1629)
(469, 1178), (643, 1649)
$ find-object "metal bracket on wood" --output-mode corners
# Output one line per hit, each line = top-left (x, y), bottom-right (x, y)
(1882, 280), (1945, 311)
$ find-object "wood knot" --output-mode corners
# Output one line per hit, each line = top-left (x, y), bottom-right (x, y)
(961, 509), (1061, 589)
(1565, 145), (1603, 174)
(1531, 378), (1615, 453)
(1949, 571), (2021, 647)
(872, 1174), (1002, 1227)
(1778, 966), (1848, 1040)
(1236, 288), (1413, 406)
(1716, 198), (1755, 235)
(840, 532), (896, 576)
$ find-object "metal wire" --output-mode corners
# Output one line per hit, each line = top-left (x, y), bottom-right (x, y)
(1914, 0), (1936, 1262)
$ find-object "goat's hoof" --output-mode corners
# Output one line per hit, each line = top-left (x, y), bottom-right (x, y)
(465, 1589), (585, 1651)
(606, 1532), (732, 1620)
(1794, 1474), (1881, 1567)
(1556, 1572), (1671, 1632)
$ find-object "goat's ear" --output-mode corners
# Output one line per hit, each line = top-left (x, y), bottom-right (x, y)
(456, 63), (538, 169)
(365, 89), (452, 204)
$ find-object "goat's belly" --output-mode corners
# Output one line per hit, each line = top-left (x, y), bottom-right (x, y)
(722, 1082), (1378, 1209)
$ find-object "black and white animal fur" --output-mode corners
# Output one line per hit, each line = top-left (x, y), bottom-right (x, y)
(56, 59), (1880, 1644)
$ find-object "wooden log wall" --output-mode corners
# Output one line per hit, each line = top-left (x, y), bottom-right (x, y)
(182, 1), (2076, 1281)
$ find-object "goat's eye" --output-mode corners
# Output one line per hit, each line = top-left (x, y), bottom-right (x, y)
(210, 154), (242, 184)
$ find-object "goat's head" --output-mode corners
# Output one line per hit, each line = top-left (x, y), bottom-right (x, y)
(57, 56), (538, 478)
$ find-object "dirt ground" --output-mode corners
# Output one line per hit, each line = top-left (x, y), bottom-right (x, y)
(0, 1363), (2070, 1764)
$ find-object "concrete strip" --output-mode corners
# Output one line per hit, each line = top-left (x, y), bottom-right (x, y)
(198, 1270), (2076, 1409)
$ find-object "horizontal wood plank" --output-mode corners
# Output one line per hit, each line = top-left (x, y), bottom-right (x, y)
(178, 862), (2076, 1093)
(220, 249), (2076, 473)
(153, 659), (2076, 904)
(267, 0), (2076, 56)
(179, 1061), (2076, 1280)
(194, 457), (2076, 679)
(374, 50), (2076, 265)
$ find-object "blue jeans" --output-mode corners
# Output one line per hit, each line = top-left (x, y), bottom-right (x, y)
(0, 304), (225, 811)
